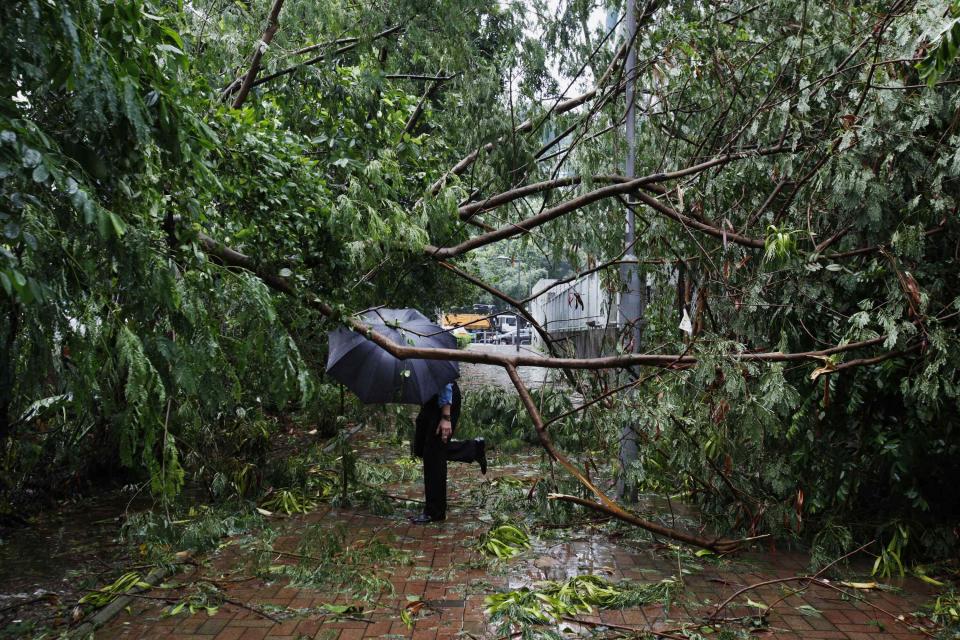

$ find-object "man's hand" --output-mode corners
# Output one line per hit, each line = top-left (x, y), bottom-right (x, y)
(437, 417), (452, 443)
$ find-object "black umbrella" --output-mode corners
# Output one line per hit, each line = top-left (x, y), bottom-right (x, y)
(325, 308), (460, 405)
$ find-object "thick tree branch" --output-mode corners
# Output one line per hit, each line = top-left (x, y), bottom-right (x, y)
(459, 174), (659, 220)
(194, 232), (907, 373)
(428, 146), (786, 258)
(230, 0), (286, 109)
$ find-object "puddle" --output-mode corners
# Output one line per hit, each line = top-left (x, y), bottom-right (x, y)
(0, 489), (144, 617)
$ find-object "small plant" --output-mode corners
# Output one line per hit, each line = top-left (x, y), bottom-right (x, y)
(763, 225), (799, 263)
(872, 523), (909, 579)
(478, 524), (531, 559)
(925, 591), (960, 626)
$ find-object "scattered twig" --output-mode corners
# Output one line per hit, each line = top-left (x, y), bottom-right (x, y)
(710, 574), (934, 637)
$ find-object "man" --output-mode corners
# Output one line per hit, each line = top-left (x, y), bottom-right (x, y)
(411, 381), (487, 523)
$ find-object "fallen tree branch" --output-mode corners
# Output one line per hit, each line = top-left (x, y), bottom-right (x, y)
(199, 231), (909, 372)
(426, 145), (787, 258)
(187, 228), (931, 552)
(222, 25), (403, 99)
(632, 190), (765, 248)
(504, 364), (744, 553)
(710, 574), (935, 638)
(402, 73), (456, 137)
(759, 540), (875, 617)
(458, 174), (667, 220)
(229, 0), (286, 109)
(823, 222), (948, 259)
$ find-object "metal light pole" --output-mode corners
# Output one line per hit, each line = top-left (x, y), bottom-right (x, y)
(617, 0), (642, 503)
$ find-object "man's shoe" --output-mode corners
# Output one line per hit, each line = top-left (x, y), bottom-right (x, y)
(410, 513), (444, 524)
(476, 437), (487, 475)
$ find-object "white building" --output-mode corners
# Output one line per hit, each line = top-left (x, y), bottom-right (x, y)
(529, 273), (621, 353)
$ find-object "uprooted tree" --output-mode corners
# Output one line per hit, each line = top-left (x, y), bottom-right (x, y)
(2, 0), (959, 558)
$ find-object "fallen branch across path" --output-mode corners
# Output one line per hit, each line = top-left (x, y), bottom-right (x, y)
(504, 364), (747, 553)
(426, 145), (787, 258)
(188, 227), (932, 551)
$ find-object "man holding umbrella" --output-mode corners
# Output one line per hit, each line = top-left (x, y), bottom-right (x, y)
(326, 308), (487, 525)
(412, 381), (486, 524)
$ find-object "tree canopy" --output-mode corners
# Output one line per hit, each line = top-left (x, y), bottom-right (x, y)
(2, 0), (959, 561)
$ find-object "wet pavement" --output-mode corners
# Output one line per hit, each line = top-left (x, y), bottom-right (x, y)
(0, 489), (139, 621)
(459, 343), (553, 390)
(98, 451), (942, 640)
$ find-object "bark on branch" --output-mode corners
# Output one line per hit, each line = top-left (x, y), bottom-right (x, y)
(195, 235), (908, 374)
(230, 0), (286, 109)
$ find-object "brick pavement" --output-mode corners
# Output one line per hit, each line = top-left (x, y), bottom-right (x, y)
(100, 453), (941, 640)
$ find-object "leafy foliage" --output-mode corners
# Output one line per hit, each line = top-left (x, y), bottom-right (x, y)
(0, 0), (519, 508)
(2, 0), (960, 572)
(917, 2), (960, 85)
(477, 523), (531, 559)
(511, 0), (960, 564)
(486, 575), (676, 637)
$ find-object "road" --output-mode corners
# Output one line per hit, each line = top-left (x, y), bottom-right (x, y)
(458, 343), (551, 390)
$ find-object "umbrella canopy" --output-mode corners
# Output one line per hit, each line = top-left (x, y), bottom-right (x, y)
(325, 308), (460, 405)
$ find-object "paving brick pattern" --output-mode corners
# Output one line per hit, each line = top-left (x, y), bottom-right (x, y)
(101, 455), (940, 640)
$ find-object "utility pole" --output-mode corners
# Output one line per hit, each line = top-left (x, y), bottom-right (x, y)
(617, 0), (642, 503)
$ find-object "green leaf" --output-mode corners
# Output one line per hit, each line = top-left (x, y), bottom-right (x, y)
(32, 163), (49, 183)
(796, 604), (822, 617)
(109, 212), (126, 237)
(21, 148), (42, 168)
(322, 604), (351, 614)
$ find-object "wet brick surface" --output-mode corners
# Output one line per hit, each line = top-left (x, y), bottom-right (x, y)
(100, 452), (940, 639)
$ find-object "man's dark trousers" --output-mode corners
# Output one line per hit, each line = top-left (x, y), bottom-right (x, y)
(413, 382), (480, 520)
